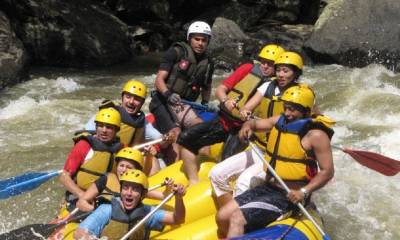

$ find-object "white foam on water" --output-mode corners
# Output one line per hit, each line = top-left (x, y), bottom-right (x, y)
(53, 76), (82, 93)
(0, 96), (47, 120)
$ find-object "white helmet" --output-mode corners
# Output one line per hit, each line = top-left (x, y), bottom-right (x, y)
(186, 21), (212, 40)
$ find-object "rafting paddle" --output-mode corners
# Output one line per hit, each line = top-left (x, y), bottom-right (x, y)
(248, 142), (331, 240)
(120, 191), (176, 240)
(0, 170), (62, 200)
(0, 208), (89, 240)
(333, 145), (400, 176)
(0, 137), (165, 200)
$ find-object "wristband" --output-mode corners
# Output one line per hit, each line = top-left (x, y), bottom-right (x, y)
(300, 187), (309, 199)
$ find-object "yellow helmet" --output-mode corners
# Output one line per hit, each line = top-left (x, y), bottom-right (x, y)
(119, 169), (148, 190)
(115, 147), (144, 170)
(95, 108), (121, 128)
(274, 51), (304, 70)
(122, 80), (147, 99)
(281, 84), (315, 110)
(258, 44), (285, 62)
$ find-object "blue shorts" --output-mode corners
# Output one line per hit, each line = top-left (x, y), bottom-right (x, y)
(234, 183), (294, 233)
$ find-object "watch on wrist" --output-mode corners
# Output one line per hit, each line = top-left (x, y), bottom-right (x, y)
(300, 187), (309, 199)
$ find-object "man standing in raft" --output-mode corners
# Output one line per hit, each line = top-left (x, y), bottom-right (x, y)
(149, 21), (214, 160)
(216, 85), (335, 238)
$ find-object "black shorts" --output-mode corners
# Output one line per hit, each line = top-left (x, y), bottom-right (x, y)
(177, 118), (228, 154)
(234, 183), (294, 233)
(149, 93), (177, 134)
(221, 131), (248, 160)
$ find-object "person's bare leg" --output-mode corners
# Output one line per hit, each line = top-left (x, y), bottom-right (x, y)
(216, 193), (233, 209)
(227, 209), (247, 237)
(181, 147), (199, 185)
(216, 199), (240, 238)
(198, 145), (210, 156)
(168, 127), (181, 161)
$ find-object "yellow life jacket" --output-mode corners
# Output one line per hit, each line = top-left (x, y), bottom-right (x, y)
(97, 173), (121, 203)
(101, 198), (150, 240)
(265, 115), (335, 181)
(100, 100), (145, 146)
(73, 131), (123, 190)
(220, 63), (271, 121)
(252, 80), (298, 150)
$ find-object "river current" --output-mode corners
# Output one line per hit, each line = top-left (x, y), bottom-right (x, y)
(0, 54), (399, 239)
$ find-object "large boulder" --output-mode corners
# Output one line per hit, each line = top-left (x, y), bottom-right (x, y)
(208, 17), (258, 70)
(1, 0), (132, 68)
(0, 11), (28, 89)
(305, 0), (400, 72)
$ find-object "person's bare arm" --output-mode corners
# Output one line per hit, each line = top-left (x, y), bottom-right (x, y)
(154, 70), (170, 95)
(287, 130), (334, 204)
(304, 130), (334, 192)
(76, 183), (100, 212)
(132, 127), (145, 146)
(216, 84), (236, 111)
(59, 170), (85, 199)
(160, 184), (186, 225)
(239, 116), (279, 141)
(239, 91), (264, 120)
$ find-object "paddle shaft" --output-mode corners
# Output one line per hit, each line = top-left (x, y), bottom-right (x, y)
(148, 182), (166, 191)
(248, 142), (330, 239)
(120, 192), (175, 240)
(132, 137), (164, 150)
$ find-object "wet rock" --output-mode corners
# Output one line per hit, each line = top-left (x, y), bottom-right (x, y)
(305, 0), (400, 72)
(0, 11), (29, 89)
(208, 17), (257, 70)
(248, 23), (314, 64)
(1, 0), (132, 68)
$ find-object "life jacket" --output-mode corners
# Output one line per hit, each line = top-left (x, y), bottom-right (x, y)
(101, 198), (150, 240)
(97, 173), (121, 203)
(220, 63), (271, 122)
(73, 131), (123, 190)
(165, 42), (212, 101)
(100, 100), (145, 146)
(252, 80), (297, 150)
(265, 115), (334, 182)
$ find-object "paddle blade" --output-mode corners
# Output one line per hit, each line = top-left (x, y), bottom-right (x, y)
(343, 148), (400, 176)
(0, 224), (55, 240)
(0, 171), (61, 200)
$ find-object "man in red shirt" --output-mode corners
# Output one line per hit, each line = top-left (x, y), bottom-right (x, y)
(60, 108), (123, 211)
(177, 44), (285, 185)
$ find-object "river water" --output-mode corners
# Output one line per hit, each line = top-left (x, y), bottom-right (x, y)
(0, 54), (399, 239)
